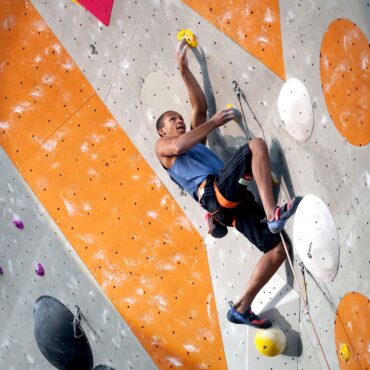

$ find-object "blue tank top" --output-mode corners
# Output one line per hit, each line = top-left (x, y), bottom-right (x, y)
(167, 144), (224, 200)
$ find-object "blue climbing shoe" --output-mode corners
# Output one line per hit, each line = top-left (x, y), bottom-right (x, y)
(227, 301), (272, 329)
(265, 196), (302, 234)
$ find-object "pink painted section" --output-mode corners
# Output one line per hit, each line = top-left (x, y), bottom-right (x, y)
(77, 0), (114, 26)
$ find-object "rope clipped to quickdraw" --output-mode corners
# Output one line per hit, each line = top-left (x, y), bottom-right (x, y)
(232, 80), (266, 142)
(232, 80), (251, 141)
(299, 261), (309, 311)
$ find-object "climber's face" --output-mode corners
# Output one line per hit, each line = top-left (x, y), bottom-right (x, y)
(158, 111), (186, 137)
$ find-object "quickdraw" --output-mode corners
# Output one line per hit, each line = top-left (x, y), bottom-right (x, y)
(232, 80), (267, 142)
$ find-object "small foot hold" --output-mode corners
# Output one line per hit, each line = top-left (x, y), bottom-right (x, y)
(12, 215), (24, 229)
(35, 263), (45, 276)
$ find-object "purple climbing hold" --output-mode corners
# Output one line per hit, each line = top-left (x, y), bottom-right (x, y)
(0, 267), (3, 275)
(12, 215), (24, 229)
(36, 263), (45, 276)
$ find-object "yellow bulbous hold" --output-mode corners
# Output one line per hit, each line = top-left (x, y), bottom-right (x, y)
(177, 29), (198, 48)
(339, 343), (350, 362)
(255, 327), (287, 357)
(226, 103), (241, 122)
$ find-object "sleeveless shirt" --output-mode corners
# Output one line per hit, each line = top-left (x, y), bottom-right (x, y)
(167, 144), (224, 200)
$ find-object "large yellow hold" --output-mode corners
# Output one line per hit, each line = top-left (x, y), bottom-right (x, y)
(177, 29), (198, 48)
(255, 327), (287, 357)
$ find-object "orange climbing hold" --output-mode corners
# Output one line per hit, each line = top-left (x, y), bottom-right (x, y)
(334, 291), (369, 369)
(320, 18), (370, 146)
(181, 0), (286, 80)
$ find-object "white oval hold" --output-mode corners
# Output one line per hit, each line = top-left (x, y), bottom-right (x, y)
(293, 194), (339, 283)
(277, 78), (313, 142)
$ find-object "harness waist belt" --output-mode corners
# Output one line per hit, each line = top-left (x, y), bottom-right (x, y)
(214, 183), (240, 209)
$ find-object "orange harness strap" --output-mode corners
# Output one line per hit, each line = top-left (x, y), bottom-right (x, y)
(213, 182), (240, 209)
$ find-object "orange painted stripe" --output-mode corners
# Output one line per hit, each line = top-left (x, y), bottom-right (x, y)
(181, 0), (286, 80)
(0, 2), (227, 369)
(0, 1), (95, 164)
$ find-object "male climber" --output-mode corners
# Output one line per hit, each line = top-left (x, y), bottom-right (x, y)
(155, 39), (301, 329)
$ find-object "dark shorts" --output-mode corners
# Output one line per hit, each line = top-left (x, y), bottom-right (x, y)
(200, 144), (280, 253)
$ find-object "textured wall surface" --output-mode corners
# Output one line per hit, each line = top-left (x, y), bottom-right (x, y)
(0, 0), (369, 369)
(0, 148), (156, 369)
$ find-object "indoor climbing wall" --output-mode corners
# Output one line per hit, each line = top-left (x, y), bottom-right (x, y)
(0, 1), (226, 369)
(0, 147), (155, 369)
(0, 0), (369, 370)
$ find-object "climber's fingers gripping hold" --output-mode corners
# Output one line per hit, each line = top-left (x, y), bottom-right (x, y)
(211, 108), (236, 127)
(176, 38), (188, 71)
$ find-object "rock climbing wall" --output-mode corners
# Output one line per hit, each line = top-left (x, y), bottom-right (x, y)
(0, 147), (155, 369)
(0, 0), (369, 369)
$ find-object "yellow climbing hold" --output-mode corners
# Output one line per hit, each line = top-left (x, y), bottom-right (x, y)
(71, 0), (79, 4)
(226, 103), (240, 122)
(255, 327), (287, 357)
(177, 29), (198, 48)
(339, 343), (350, 362)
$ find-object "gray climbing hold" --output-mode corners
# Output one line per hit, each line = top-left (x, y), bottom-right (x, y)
(33, 295), (93, 370)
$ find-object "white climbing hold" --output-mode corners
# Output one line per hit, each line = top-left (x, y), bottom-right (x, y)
(277, 78), (313, 142)
(293, 194), (339, 283)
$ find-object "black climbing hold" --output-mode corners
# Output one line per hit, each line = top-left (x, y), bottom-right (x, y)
(33, 295), (93, 370)
(94, 366), (116, 370)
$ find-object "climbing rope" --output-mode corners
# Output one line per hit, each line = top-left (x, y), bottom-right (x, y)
(232, 80), (267, 142)
(299, 262), (309, 309)
(232, 80), (251, 141)
(233, 79), (332, 369)
(279, 232), (331, 370)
